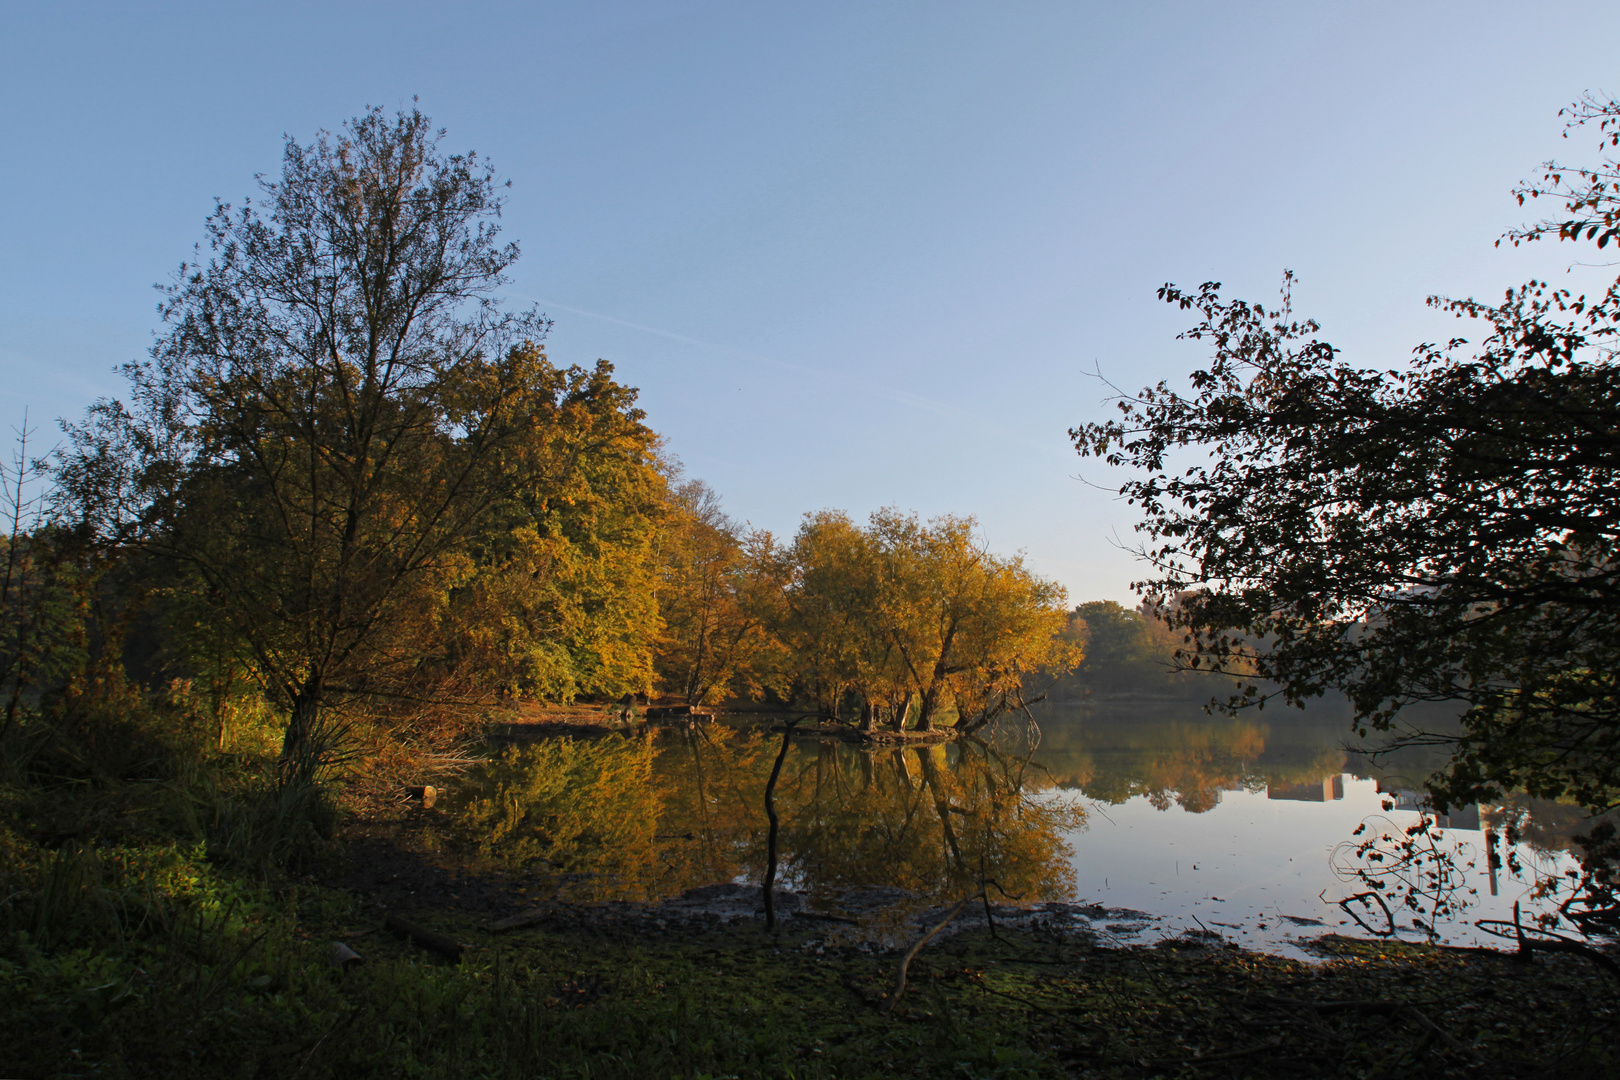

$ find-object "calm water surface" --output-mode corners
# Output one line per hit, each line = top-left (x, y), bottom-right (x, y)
(449, 701), (1580, 956)
(1028, 701), (1579, 954)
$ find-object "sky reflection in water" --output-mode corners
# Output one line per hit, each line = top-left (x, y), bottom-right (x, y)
(450, 702), (1579, 955)
(1030, 701), (1577, 955)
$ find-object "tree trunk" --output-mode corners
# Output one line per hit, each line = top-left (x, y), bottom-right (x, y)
(914, 622), (959, 733)
(685, 610), (709, 704)
(915, 686), (941, 731)
(858, 697), (875, 733)
(887, 694), (911, 731)
(821, 682), (843, 723)
(280, 675), (323, 779)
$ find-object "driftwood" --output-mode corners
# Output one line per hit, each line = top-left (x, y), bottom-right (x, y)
(384, 913), (463, 962)
(885, 891), (985, 1013)
(488, 908), (549, 933)
(1336, 889), (1397, 937)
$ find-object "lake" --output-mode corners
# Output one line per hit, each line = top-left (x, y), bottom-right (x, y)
(446, 700), (1582, 956)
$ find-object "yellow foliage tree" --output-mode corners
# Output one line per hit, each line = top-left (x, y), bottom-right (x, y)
(772, 509), (1079, 730)
(653, 480), (788, 705)
(437, 359), (667, 703)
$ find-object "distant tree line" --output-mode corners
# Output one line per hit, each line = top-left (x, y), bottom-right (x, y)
(1045, 600), (1200, 700)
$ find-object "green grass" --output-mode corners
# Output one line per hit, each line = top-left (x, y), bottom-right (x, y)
(9, 857), (1614, 1080)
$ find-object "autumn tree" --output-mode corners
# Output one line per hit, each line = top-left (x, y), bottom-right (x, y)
(774, 509), (1077, 730)
(430, 360), (665, 703)
(867, 510), (1076, 731)
(654, 480), (785, 705)
(774, 511), (895, 722)
(56, 107), (660, 769)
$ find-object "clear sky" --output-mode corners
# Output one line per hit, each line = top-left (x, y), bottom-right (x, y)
(3, 1), (1617, 604)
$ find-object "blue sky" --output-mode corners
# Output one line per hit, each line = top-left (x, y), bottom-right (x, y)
(3, 1), (1617, 603)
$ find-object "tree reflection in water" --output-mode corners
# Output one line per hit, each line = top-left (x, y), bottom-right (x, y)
(453, 728), (1085, 911)
(1033, 711), (1350, 814)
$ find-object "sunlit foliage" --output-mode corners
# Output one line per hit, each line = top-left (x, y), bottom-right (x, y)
(53, 108), (666, 763)
(764, 510), (1078, 729)
(653, 480), (787, 706)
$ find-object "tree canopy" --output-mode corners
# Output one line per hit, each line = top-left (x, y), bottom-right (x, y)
(653, 480), (784, 707)
(56, 107), (662, 765)
(1071, 97), (1620, 825)
(1054, 599), (1212, 700)
(21, 104), (1085, 780)
(772, 509), (1077, 731)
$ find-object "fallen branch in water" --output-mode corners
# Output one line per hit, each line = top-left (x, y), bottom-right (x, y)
(761, 717), (803, 931)
(1335, 890), (1397, 937)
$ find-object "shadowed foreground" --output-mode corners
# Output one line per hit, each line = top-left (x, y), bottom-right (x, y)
(4, 862), (1614, 1080)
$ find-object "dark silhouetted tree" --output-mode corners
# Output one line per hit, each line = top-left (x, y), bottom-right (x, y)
(1072, 97), (1620, 828)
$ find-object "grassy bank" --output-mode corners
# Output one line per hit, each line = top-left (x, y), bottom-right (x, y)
(4, 854), (1617, 1078)
(1, 707), (1615, 1079)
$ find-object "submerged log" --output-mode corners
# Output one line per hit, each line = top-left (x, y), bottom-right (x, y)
(384, 913), (463, 962)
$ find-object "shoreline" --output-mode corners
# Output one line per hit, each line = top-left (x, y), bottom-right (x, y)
(490, 702), (972, 745)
